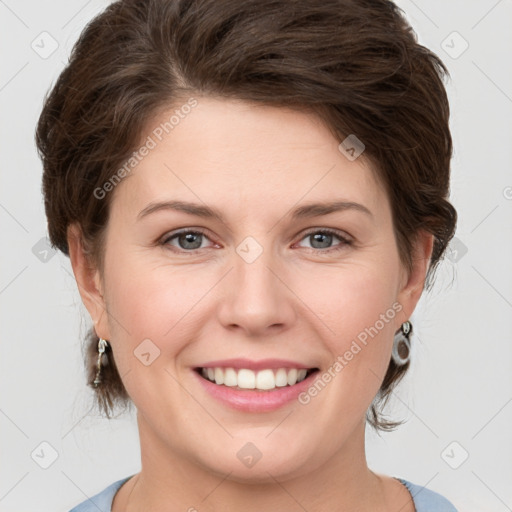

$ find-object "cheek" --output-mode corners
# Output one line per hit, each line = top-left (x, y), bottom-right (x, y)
(297, 255), (401, 348)
(99, 255), (178, 368)
(99, 262), (199, 412)
(332, 288), (398, 386)
(105, 239), (200, 321)
(295, 259), (402, 414)
(101, 253), (215, 373)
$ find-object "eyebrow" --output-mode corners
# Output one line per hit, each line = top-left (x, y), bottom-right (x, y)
(137, 199), (373, 222)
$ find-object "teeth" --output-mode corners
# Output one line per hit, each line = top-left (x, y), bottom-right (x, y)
(214, 367), (224, 385)
(297, 369), (307, 382)
(238, 369), (256, 389)
(224, 367), (237, 387)
(199, 367), (312, 390)
(256, 369), (275, 390)
(275, 368), (288, 387)
(287, 368), (298, 385)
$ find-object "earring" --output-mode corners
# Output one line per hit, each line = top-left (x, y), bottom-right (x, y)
(391, 321), (412, 366)
(93, 338), (109, 387)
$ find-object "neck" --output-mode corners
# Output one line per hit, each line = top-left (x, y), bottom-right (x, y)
(117, 413), (388, 512)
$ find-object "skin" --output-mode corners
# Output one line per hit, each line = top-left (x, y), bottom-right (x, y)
(69, 97), (433, 511)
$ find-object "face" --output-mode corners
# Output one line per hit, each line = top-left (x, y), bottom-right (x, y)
(76, 97), (430, 482)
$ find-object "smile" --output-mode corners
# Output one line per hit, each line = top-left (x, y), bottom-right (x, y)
(197, 367), (318, 391)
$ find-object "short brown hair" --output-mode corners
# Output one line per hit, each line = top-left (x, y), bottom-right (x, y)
(35, 0), (457, 430)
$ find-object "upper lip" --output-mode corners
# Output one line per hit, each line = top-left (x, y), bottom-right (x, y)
(196, 358), (317, 371)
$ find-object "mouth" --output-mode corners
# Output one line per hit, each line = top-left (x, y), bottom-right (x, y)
(194, 366), (320, 391)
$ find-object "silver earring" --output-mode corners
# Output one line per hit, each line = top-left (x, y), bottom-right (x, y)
(391, 321), (412, 366)
(93, 338), (109, 387)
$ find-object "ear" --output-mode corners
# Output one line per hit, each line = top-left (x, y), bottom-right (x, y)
(67, 224), (111, 340)
(396, 230), (434, 324)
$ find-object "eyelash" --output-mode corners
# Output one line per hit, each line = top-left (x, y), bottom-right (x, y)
(160, 228), (353, 254)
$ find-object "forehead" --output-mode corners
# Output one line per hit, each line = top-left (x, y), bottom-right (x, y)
(112, 96), (386, 221)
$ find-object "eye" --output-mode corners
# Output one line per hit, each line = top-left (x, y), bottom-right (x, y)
(161, 229), (215, 252)
(160, 227), (353, 254)
(295, 228), (353, 252)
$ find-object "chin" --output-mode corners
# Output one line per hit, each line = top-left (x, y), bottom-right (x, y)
(190, 435), (323, 484)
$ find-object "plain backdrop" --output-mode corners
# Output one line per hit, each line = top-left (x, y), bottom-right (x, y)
(1, 1), (511, 510)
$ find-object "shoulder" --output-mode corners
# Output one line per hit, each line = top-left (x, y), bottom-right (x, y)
(68, 475), (457, 511)
(68, 476), (132, 512)
(397, 478), (458, 512)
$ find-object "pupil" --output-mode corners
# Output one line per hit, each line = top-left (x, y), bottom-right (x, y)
(312, 233), (331, 249)
(180, 233), (202, 249)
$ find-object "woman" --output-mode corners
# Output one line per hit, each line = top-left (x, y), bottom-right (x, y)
(36, 0), (458, 510)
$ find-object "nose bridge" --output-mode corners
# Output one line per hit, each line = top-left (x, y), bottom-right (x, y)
(217, 234), (294, 334)
(234, 234), (282, 305)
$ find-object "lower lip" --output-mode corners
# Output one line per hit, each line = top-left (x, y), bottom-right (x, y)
(193, 369), (319, 412)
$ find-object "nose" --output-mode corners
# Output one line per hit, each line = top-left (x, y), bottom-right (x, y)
(216, 242), (297, 337)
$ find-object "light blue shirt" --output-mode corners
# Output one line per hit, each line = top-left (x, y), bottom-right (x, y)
(69, 475), (458, 511)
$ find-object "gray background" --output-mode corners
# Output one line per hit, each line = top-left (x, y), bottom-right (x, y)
(1, 0), (511, 510)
